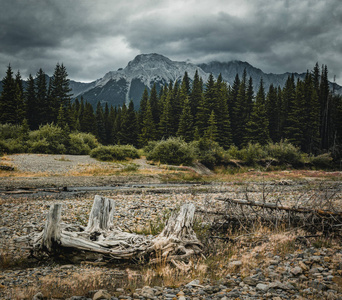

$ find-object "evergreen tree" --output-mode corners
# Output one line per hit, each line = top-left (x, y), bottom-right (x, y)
(25, 74), (37, 129)
(245, 79), (270, 145)
(82, 102), (96, 134)
(95, 102), (106, 143)
(204, 110), (218, 142)
(232, 70), (247, 147)
(139, 101), (156, 146)
(281, 75), (296, 139)
(177, 96), (194, 142)
(214, 77), (232, 148)
(158, 89), (174, 139)
(0, 65), (16, 124)
(14, 81), (25, 124)
(285, 79), (305, 147)
(119, 100), (138, 146)
(189, 70), (202, 118)
(266, 84), (280, 142)
(49, 63), (72, 122)
(35, 68), (48, 125)
(149, 84), (160, 125)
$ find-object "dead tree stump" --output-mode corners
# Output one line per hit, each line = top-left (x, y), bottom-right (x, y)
(17, 196), (203, 263)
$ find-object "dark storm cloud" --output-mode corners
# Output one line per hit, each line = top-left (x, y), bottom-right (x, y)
(1, 0), (341, 84)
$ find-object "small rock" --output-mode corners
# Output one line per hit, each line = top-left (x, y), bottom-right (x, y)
(291, 266), (303, 275)
(186, 279), (201, 287)
(256, 283), (269, 292)
(93, 289), (112, 300)
(243, 276), (258, 286)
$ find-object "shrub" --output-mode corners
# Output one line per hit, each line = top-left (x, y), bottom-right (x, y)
(146, 137), (195, 165)
(265, 140), (303, 166)
(68, 132), (99, 155)
(0, 124), (22, 140)
(191, 138), (225, 169)
(0, 138), (27, 154)
(90, 145), (139, 161)
(238, 143), (267, 165)
(28, 124), (67, 154)
(310, 153), (333, 169)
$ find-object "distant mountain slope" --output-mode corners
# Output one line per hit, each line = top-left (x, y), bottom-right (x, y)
(79, 53), (209, 109)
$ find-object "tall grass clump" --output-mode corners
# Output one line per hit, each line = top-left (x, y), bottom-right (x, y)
(146, 137), (195, 165)
(90, 144), (139, 161)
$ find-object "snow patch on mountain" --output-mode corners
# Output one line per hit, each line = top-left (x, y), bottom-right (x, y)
(95, 53), (209, 89)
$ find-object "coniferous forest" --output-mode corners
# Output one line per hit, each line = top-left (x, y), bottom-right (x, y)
(0, 62), (342, 164)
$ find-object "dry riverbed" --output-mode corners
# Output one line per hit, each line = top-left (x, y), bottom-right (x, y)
(0, 154), (342, 299)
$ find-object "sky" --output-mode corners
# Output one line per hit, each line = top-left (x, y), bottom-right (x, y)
(1, 0), (341, 84)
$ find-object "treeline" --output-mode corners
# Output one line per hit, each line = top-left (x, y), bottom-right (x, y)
(0, 63), (342, 159)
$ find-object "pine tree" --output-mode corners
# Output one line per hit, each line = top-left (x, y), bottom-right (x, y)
(158, 90), (174, 139)
(14, 81), (25, 124)
(204, 110), (218, 142)
(82, 102), (96, 134)
(139, 101), (156, 146)
(35, 68), (48, 125)
(245, 79), (270, 145)
(189, 70), (202, 119)
(0, 65), (16, 124)
(232, 70), (247, 147)
(285, 79), (305, 147)
(49, 63), (72, 122)
(266, 84), (280, 142)
(25, 74), (37, 129)
(214, 77), (232, 148)
(149, 83), (160, 125)
(95, 102), (106, 143)
(281, 75), (296, 139)
(119, 100), (138, 146)
(177, 96), (194, 142)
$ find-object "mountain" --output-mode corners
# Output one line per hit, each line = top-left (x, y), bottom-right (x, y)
(77, 53), (209, 109)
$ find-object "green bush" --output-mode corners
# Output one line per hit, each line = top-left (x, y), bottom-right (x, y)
(310, 153), (333, 169)
(0, 124), (22, 140)
(28, 124), (67, 154)
(191, 138), (225, 169)
(238, 143), (267, 165)
(68, 132), (99, 155)
(90, 145), (139, 161)
(0, 138), (27, 154)
(265, 140), (303, 166)
(146, 137), (195, 165)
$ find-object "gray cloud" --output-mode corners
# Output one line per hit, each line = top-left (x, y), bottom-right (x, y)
(1, 0), (341, 84)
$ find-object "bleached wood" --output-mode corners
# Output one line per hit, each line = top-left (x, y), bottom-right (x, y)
(86, 195), (115, 232)
(18, 196), (202, 262)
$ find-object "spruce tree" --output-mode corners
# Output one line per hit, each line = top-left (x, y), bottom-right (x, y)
(25, 74), (37, 129)
(95, 102), (106, 144)
(0, 65), (16, 124)
(245, 79), (270, 145)
(120, 100), (138, 146)
(266, 84), (280, 142)
(189, 70), (202, 119)
(204, 110), (219, 142)
(35, 68), (48, 125)
(139, 101), (156, 146)
(177, 96), (194, 142)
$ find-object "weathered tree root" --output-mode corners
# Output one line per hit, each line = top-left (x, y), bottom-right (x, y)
(16, 195), (203, 263)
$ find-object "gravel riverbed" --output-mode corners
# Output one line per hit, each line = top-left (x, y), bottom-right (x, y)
(1, 154), (342, 299)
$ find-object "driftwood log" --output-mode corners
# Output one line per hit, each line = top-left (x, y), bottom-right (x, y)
(16, 195), (203, 263)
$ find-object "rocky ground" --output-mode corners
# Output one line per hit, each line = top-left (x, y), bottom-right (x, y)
(0, 154), (342, 299)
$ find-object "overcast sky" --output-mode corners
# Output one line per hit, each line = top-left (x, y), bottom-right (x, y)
(1, 0), (341, 84)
